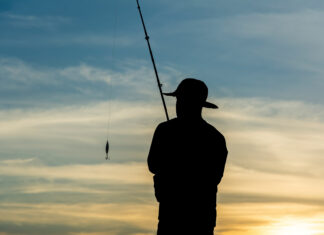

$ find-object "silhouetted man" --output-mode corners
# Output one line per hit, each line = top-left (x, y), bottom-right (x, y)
(148, 78), (228, 235)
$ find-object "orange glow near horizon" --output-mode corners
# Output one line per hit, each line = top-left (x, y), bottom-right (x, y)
(215, 219), (323, 235)
(268, 220), (316, 235)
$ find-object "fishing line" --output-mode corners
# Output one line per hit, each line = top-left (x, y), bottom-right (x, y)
(105, 0), (118, 160)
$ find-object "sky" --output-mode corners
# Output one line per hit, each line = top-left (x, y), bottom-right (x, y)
(0, 0), (324, 234)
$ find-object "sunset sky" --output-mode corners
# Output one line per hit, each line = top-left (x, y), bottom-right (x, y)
(1, 0), (324, 234)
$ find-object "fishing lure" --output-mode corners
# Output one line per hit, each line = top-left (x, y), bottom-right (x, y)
(105, 140), (109, 160)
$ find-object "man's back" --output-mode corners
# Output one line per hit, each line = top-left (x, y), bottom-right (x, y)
(148, 118), (228, 231)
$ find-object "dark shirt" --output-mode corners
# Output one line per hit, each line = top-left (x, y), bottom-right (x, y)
(148, 118), (228, 225)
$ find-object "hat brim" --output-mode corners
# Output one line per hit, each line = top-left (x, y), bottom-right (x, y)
(163, 91), (177, 97)
(203, 101), (218, 109)
(163, 92), (218, 109)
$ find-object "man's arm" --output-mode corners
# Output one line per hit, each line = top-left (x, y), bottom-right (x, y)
(147, 124), (163, 174)
(215, 135), (228, 186)
(147, 124), (165, 202)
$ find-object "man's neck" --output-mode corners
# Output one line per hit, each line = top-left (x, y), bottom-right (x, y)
(177, 114), (203, 122)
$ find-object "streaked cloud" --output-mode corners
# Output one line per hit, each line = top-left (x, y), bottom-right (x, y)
(0, 57), (182, 109)
(1, 98), (323, 234)
(0, 202), (157, 235)
(0, 160), (151, 185)
(0, 12), (70, 29)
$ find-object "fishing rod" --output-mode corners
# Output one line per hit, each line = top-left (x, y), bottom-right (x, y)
(136, 0), (169, 121)
(105, 1), (169, 160)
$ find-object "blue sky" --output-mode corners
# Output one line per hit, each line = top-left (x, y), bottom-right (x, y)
(1, 1), (324, 235)
(1, 0), (324, 108)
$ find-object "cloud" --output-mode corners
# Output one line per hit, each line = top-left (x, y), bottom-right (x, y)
(219, 192), (324, 206)
(1, 95), (324, 196)
(0, 158), (35, 165)
(219, 9), (324, 72)
(216, 202), (324, 235)
(0, 34), (134, 48)
(0, 202), (156, 235)
(0, 12), (70, 29)
(0, 100), (165, 165)
(1, 97), (324, 234)
(204, 97), (324, 177)
(1, 91), (323, 168)
(0, 161), (152, 185)
(49, 34), (133, 47)
(1, 56), (324, 234)
(150, 7), (324, 104)
(0, 57), (182, 109)
(0, 57), (57, 87)
(163, 8), (324, 63)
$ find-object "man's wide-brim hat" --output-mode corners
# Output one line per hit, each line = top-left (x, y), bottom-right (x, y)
(163, 78), (218, 109)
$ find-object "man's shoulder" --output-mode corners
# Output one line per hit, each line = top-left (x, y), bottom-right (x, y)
(203, 120), (226, 140)
(156, 118), (178, 129)
(157, 118), (225, 139)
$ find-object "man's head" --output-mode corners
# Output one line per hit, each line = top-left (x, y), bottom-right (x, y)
(163, 78), (218, 119)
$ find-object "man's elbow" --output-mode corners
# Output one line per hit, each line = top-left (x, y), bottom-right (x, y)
(147, 159), (157, 174)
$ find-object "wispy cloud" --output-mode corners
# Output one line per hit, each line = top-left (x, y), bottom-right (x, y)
(0, 57), (182, 108)
(1, 96), (323, 192)
(0, 161), (151, 185)
(152, 7), (324, 103)
(0, 202), (157, 235)
(0, 12), (70, 29)
(1, 78), (324, 234)
(208, 98), (324, 177)
(220, 9), (324, 74)
(49, 34), (134, 47)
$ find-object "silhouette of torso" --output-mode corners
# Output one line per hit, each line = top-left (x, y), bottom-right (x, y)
(148, 117), (227, 233)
